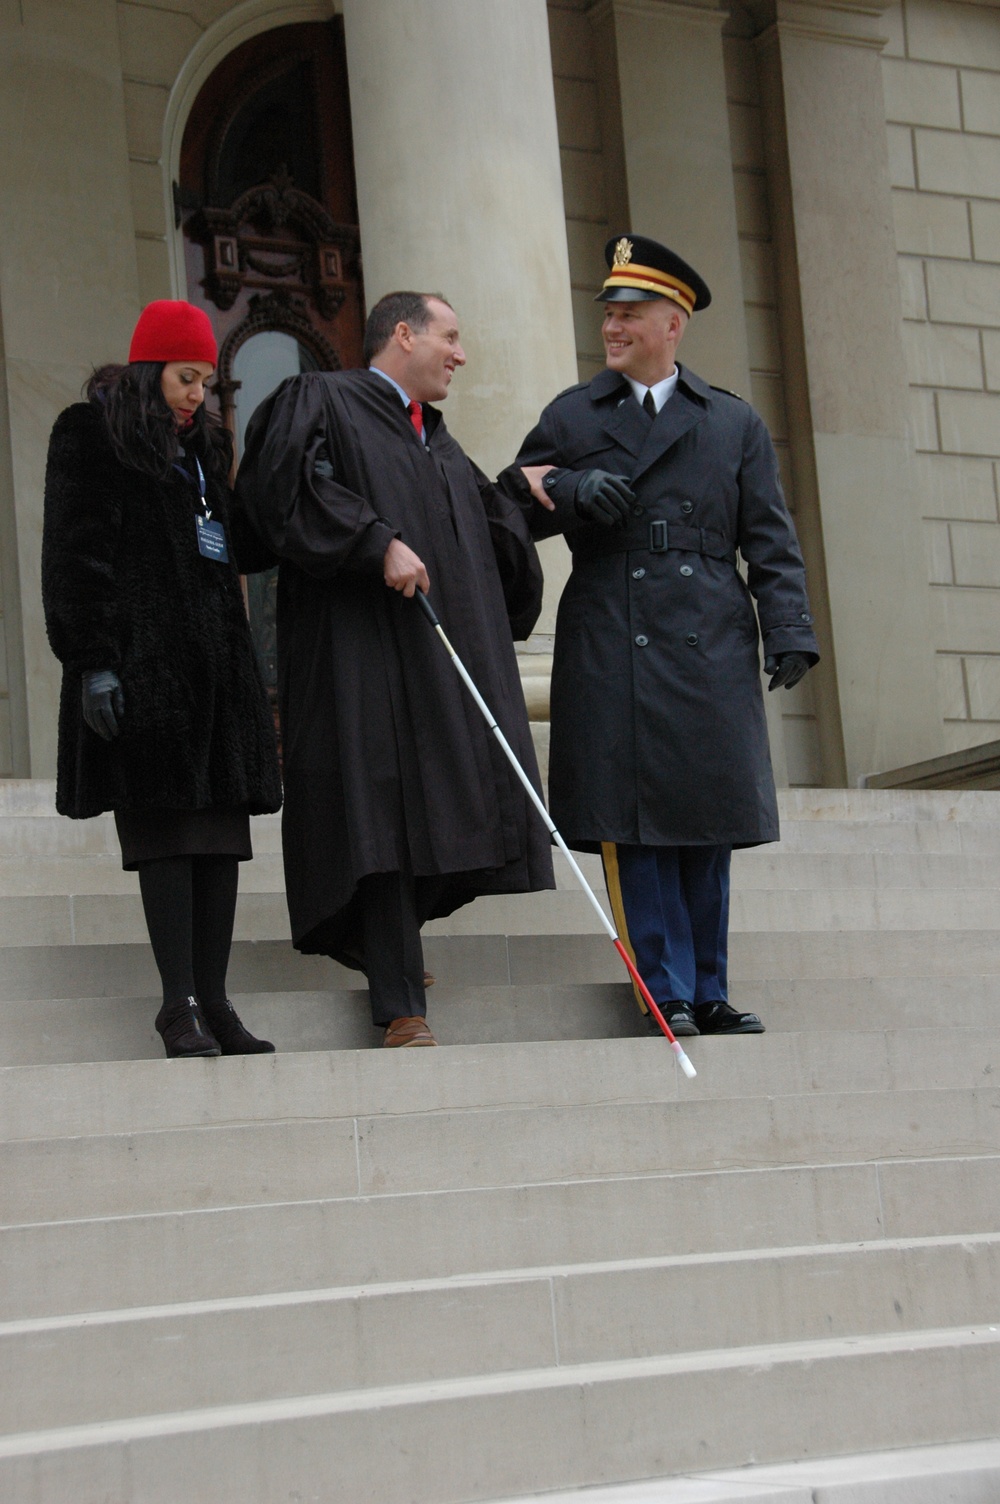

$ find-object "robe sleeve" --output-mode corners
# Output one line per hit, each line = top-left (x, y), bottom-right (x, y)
(736, 406), (820, 663)
(470, 460), (545, 641)
(234, 374), (398, 580)
(41, 405), (124, 675)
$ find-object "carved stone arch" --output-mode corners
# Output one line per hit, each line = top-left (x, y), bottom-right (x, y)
(215, 289), (341, 427)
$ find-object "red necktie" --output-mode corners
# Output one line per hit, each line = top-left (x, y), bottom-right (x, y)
(407, 399), (423, 438)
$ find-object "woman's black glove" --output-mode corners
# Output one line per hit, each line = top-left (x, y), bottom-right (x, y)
(574, 470), (635, 527)
(81, 671), (124, 739)
(764, 652), (812, 691)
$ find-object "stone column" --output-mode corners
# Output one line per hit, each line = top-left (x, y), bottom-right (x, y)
(0, 0), (140, 777)
(589, 0), (788, 782)
(755, 0), (942, 781)
(341, 0), (579, 636)
(590, 0), (753, 389)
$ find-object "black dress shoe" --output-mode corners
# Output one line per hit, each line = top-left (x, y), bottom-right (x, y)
(695, 1001), (765, 1034)
(155, 997), (221, 1058)
(664, 1004), (699, 1037)
(201, 998), (275, 1055)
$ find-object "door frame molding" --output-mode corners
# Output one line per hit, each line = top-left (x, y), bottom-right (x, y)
(162, 0), (340, 298)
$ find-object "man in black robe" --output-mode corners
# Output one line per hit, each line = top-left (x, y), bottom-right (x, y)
(236, 292), (554, 1046)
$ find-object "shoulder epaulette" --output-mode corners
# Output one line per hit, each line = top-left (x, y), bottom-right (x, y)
(551, 381), (589, 403)
(710, 384), (746, 401)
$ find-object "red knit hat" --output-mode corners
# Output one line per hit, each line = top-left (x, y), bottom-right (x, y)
(128, 300), (218, 367)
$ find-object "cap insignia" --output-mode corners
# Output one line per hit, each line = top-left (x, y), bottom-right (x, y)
(612, 238), (633, 268)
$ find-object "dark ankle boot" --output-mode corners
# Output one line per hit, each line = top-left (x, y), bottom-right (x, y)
(155, 996), (221, 1058)
(201, 998), (275, 1055)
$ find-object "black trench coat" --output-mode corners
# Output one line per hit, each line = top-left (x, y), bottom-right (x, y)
(235, 369), (555, 961)
(514, 365), (819, 851)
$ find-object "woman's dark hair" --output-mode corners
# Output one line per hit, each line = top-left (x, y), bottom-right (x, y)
(85, 362), (232, 482)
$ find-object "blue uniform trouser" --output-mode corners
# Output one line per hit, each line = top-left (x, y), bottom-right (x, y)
(601, 843), (731, 1009)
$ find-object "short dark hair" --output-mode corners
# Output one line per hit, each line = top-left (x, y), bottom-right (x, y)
(363, 290), (451, 364)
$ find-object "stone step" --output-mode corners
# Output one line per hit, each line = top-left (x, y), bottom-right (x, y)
(10, 1084), (1000, 1224)
(0, 1325), (997, 1504)
(11, 847), (1000, 899)
(5, 883), (1000, 946)
(4, 1153), (997, 1321)
(1, 974), (996, 1067)
(13, 811), (1000, 862)
(488, 1438), (1000, 1504)
(0, 812), (284, 858)
(732, 849), (1000, 888)
(3, 1027), (994, 1141)
(2, 927), (1000, 1008)
(1, 780), (994, 822)
(2, 1234), (995, 1436)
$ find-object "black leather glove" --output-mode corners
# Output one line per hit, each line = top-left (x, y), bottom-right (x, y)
(764, 652), (811, 691)
(574, 470), (635, 528)
(81, 671), (124, 740)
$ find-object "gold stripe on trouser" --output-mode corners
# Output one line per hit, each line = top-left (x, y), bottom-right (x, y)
(601, 841), (647, 1014)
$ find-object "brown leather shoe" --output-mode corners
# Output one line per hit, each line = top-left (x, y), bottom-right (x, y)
(383, 1016), (438, 1048)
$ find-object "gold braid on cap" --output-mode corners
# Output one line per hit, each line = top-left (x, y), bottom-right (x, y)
(601, 260), (696, 315)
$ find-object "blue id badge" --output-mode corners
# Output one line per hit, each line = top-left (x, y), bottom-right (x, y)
(195, 514), (229, 562)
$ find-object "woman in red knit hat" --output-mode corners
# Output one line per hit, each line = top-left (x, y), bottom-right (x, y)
(41, 300), (283, 1059)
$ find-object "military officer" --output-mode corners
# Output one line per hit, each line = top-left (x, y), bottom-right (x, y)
(512, 234), (819, 1037)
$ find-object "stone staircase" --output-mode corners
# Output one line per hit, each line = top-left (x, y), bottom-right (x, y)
(0, 781), (998, 1502)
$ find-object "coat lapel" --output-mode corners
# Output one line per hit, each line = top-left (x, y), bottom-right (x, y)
(587, 365), (712, 476)
(632, 365), (710, 480)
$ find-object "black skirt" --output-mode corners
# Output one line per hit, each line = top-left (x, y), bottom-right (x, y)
(114, 806), (252, 871)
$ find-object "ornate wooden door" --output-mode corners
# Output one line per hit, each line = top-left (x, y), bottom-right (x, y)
(177, 19), (364, 700)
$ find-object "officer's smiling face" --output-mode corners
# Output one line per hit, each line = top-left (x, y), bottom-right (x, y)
(602, 299), (687, 387)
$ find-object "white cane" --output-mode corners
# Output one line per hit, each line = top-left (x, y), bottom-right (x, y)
(414, 589), (696, 1079)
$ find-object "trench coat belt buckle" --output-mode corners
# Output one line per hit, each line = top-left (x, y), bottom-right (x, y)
(649, 520), (735, 564)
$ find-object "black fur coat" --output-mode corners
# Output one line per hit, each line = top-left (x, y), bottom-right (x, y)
(42, 401), (282, 819)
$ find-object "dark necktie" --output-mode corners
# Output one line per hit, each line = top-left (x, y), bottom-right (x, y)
(642, 389), (657, 418)
(407, 399), (423, 438)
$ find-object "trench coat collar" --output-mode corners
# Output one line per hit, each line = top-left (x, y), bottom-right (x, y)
(587, 363), (712, 479)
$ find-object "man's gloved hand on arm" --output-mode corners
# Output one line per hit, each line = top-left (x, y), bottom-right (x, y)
(573, 469), (635, 528)
(81, 671), (125, 740)
(764, 653), (811, 691)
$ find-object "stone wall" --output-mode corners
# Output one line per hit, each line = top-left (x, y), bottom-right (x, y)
(547, 0), (611, 382)
(724, 10), (823, 787)
(886, 0), (1000, 753)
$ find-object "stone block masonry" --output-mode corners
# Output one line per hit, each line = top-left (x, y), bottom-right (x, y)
(885, 0), (1000, 756)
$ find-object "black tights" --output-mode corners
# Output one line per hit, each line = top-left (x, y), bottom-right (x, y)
(136, 855), (239, 1006)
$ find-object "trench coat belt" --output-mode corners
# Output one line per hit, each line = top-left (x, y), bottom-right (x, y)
(572, 521), (736, 565)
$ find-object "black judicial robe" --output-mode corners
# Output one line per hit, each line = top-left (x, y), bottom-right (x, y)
(235, 369), (555, 962)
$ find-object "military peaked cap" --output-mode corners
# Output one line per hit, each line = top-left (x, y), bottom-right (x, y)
(596, 234), (712, 313)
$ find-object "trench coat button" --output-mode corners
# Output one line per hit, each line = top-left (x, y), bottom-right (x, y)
(632, 567), (646, 579)
(801, 612), (811, 622)
(632, 504), (645, 517)
(680, 500), (694, 514)
(635, 634), (649, 647)
(679, 565), (693, 577)
(685, 632), (699, 646)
